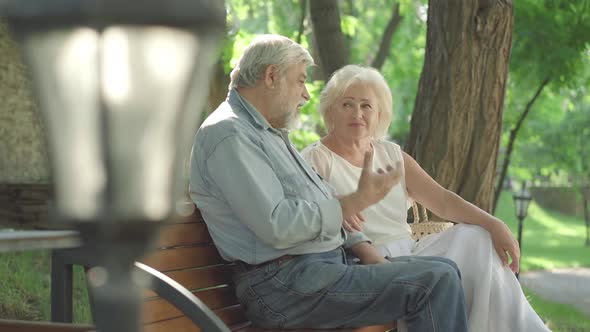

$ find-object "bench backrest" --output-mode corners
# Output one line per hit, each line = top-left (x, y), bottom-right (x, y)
(139, 205), (249, 331)
(138, 205), (395, 332)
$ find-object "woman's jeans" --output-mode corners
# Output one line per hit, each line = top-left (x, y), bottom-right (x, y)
(233, 247), (468, 331)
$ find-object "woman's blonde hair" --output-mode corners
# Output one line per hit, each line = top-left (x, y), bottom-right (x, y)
(319, 65), (392, 138)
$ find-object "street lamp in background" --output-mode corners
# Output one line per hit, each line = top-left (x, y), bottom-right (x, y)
(0, 1), (226, 331)
(512, 182), (533, 279)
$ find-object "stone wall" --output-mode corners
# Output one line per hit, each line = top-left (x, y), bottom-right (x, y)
(0, 21), (50, 184)
(0, 183), (51, 229)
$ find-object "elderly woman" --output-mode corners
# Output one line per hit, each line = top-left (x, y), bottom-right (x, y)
(301, 64), (550, 332)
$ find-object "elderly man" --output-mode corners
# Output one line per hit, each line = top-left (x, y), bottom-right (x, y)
(189, 34), (468, 331)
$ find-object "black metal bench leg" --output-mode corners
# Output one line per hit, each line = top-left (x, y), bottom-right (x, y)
(51, 250), (73, 323)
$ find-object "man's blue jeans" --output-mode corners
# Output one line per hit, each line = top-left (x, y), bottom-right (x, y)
(233, 247), (468, 331)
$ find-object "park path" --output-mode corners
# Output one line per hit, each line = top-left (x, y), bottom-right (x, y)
(520, 268), (590, 316)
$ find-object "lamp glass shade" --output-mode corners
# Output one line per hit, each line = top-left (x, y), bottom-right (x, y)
(20, 25), (219, 222)
(22, 27), (105, 220)
(512, 188), (532, 220)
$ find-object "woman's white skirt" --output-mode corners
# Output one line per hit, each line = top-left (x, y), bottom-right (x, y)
(376, 224), (550, 332)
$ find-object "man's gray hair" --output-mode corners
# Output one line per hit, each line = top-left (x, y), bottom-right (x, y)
(320, 65), (393, 139)
(229, 34), (314, 89)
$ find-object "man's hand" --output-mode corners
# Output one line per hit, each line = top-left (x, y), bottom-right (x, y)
(339, 149), (402, 224)
(357, 149), (402, 206)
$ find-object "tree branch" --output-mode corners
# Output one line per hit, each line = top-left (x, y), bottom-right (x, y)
(492, 76), (551, 212)
(309, 0), (349, 80)
(371, 2), (403, 70)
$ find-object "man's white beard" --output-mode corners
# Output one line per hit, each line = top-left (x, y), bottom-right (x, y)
(273, 86), (301, 130)
(284, 109), (301, 130)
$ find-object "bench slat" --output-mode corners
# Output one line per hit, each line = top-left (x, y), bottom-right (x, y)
(155, 223), (212, 248)
(143, 316), (201, 332)
(142, 286), (238, 323)
(142, 264), (234, 298)
(236, 325), (395, 332)
(140, 245), (224, 271)
(165, 264), (233, 290)
(143, 306), (247, 332)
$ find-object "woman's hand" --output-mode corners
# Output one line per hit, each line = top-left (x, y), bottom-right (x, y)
(488, 221), (521, 273)
(350, 242), (388, 265)
(343, 213), (365, 232)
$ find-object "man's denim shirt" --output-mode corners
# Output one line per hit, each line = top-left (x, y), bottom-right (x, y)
(189, 89), (370, 264)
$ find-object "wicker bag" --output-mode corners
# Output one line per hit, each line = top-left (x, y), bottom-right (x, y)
(409, 203), (454, 241)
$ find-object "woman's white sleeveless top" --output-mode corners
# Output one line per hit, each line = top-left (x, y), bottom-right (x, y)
(301, 140), (413, 245)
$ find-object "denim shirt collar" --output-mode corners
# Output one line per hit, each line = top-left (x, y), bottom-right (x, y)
(228, 88), (273, 131)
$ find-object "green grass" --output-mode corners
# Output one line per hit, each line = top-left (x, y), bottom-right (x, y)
(495, 191), (590, 331)
(495, 191), (590, 272)
(524, 287), (590, 332)
(0, 250), (92, 323)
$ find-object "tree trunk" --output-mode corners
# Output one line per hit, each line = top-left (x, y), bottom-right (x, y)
(207, 58), (230, 114)
(492, 77), (550, 212)
(406, 0), (513, 214)
(309, 0), (349, 80)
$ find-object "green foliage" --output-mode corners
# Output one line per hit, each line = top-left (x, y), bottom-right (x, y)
(508, 77), (590, 185)
(223, 0), (589, 184)
(343, 0), (427, 142)
(225, 1), (304, 70)
(505, 0), (590, 184)
(268, 1), (306, 40)
(379, 12), (427, 143)
(511, 0), (590, 87)
(340, 15), (359, 37)
(219, 35), (237, 74)
(290, 80), (325, 150)
(224, 0), (428, 145)
(290, 126), (320, 152)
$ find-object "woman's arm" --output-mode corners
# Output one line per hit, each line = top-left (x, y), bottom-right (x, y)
(403, 151), (492, 226)
(350, 241), (388, 264)
(403, 152), (520, 272)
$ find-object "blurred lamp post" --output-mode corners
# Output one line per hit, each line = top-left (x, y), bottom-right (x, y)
(512, 182), (532, 278)
(0, 0), (226, 331)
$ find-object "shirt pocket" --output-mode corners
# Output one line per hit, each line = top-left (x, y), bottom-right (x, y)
(278, 173), (310, 198)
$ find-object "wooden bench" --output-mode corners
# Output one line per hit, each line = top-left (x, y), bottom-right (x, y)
(51, 204), (396, 332)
